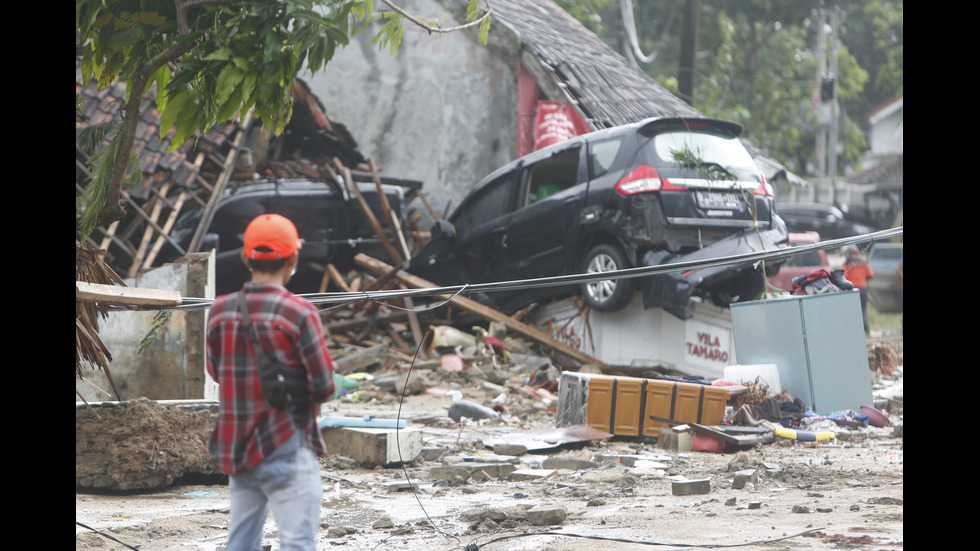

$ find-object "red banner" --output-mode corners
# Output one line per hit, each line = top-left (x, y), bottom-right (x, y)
(533, 101), (590, 151)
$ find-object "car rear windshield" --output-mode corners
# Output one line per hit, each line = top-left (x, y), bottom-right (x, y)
(643, 130), (763, 185)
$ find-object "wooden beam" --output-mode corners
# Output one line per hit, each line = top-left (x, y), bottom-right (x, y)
(76, 281), (182, 307)
(188, 108), (255, 254)
(333, 159), (404, 265)
(353, 254), (607, 369)
(142, 189), (188, 271)
(368, 157), (411, 261)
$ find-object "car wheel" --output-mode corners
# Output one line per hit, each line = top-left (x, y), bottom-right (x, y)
(581, 244), (634, 312)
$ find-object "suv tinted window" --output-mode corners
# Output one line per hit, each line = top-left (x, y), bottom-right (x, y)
(588, 138), (624, 179)
(454, 171), (518, 235)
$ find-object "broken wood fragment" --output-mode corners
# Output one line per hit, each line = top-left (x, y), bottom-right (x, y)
(332, 158), (403, 265)
(76, 281), (182, 307)
(368, 157), (411, 261)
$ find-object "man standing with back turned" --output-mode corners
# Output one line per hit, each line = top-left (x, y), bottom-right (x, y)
(206, 214), (336, 550)
(841, 245), (874, 334)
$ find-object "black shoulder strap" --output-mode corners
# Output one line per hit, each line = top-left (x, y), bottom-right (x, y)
(236, 291), (260, 345)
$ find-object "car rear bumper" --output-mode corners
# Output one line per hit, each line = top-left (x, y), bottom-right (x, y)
(638, 216), (789, 319)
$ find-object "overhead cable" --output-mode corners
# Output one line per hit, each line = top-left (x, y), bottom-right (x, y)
(619, 0), (667, 65)
(107, 227), (902, 313)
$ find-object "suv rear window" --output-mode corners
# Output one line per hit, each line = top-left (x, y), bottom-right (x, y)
(644, 130), (763, 185)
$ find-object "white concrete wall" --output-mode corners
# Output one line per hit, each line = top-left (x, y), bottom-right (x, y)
(302, 0), (522, 226)
(76, 252), (214, 403)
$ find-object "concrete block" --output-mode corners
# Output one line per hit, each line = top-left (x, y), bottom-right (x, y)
(527, 504), (567, 526)
(321, 427), (422, 467)
(420, 447), (449, 461)
(658, 427), (692, 451)
(509, 469), (557, 481)
(493, 443), (528, 456)
(428, 462), (518, 482)
(732, 469), (759, 489)
(671, 478), (710, 496)
(542, 457), (597, 470)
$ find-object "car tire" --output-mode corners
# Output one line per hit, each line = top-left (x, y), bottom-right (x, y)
(581, 244), (634, 312)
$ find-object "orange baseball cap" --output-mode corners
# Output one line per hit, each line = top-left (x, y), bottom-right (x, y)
(243, 214), (302, 261)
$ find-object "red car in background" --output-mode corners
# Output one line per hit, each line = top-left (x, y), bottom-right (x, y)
(767, 232), (831, 292)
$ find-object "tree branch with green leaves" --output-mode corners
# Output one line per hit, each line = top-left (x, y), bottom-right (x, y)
(76, 0), (492, 241)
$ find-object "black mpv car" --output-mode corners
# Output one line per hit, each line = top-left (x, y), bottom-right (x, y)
(159, 178), (409, 296)
(408, 117), (789, 320)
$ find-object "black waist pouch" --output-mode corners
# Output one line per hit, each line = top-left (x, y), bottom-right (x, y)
(236, 292), (310, 411)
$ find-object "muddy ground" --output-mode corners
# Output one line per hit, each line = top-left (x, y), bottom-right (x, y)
(76, 347), (903, 551)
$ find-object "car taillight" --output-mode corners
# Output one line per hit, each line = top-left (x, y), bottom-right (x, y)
(751, 173), (774, 197)
(615, 165), (683, 195)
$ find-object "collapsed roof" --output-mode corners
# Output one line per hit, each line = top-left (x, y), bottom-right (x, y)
(76, 59), (417, 280)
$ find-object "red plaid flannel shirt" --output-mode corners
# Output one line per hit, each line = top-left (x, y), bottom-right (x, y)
(206, 282), (335, 475)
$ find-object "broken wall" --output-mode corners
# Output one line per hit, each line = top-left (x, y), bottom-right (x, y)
(303, 0), (522, 223)
(76, 252), (215, 403)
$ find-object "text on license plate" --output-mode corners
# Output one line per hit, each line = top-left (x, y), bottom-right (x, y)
(696, 191), (742, 209)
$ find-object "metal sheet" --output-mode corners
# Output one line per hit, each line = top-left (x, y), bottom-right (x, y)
(481, 424), (613, 453)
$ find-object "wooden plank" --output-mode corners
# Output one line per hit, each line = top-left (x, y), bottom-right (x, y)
(368, 157), (411, 261)
(188, 108), (255, 254)
(129, 182), (173, 277)
(142, 190), (188, 271)
(326, 264), (350, 291)
(416, 190), (441, 222)
(76, 281), (182, 307)
(333, 159), (403, 265)
(120, 189), (185, 256)
(99, 220), (120, 252)
(357, 262), (404, 316)
(400, 285), (425, 358)
(353, 254), (607, 369)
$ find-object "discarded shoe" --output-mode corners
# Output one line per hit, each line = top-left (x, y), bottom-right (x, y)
(829, 269), (854, 290)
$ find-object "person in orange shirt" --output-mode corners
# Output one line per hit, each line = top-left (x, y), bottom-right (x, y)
(842, 246), (874, 333)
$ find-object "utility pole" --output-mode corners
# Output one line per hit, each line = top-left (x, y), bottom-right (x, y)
(814, 10), (826, 179)
(678, 0), (700, 106)
(814, 8), (840, 203)
(828, 7), (840, 204)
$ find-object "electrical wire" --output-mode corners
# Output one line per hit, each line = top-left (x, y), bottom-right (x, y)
(619, 0), (674, 65)
(75, 522), (141, 550)
(459, 526), (828, 549)
(105, 227), (903, 313)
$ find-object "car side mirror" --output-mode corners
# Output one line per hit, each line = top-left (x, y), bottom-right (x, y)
(430, 220), (456, 241)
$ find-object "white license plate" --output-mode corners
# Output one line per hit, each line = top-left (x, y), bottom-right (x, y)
(697, 191), (742, 209)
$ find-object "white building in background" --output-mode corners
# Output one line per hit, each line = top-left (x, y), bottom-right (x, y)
(866, 97), (903, 158)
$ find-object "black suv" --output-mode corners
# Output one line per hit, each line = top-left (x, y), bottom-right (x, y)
(408, 117), (789, 319)
(160, 178), (409, 296)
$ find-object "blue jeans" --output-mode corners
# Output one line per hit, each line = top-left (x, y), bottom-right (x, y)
(226, 434), (322, 551)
